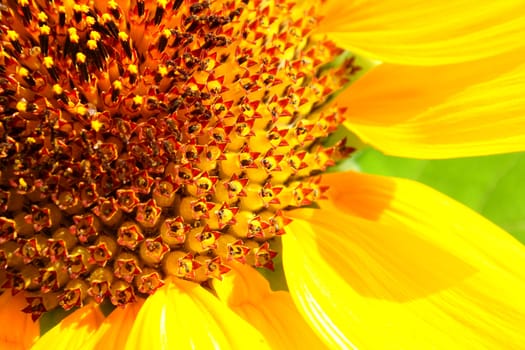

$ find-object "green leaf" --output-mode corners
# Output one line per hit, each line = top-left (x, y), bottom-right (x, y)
(355, 149), (525, 243)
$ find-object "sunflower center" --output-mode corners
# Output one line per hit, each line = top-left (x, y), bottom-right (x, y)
(0, 0), (357, 319)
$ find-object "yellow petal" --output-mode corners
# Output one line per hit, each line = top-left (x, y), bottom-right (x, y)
(124, 278), (271, 350)
(213, 262), (326, 350)
(80, 300), (144, 350)
(32, 304), (104, 350)
(337, 51), (525, 158)
(282, 171), (525, 349)
(0, 293), (39, 350)
(317, 0), (525, 65)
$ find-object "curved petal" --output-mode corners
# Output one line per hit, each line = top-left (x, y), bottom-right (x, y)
(80, 300), (144, 350)
(213, 262), (326, 350)
(337, 51), (525, 158)
(282, 171), (525, 349)
(0, 293), (39, 349)
(31, 304), (104, 350)
(317, 0), (525, 65)
(124, 278), (271, 350)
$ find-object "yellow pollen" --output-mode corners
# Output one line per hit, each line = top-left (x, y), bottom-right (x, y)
(90, 31), (102, 41)
(7, 30), (19, 41)
(40, 25), (51, 35)
(101, 13), (112, 23)
(16, 100), (27, 112)
(128, 64), (138, 75)
(75, 105), (87, 116)
(19, 178), (28, 189)
(43, 56), (54, 68)
(76, 52), (87, 64)
(52, 84), (63, 95)
(158, 65), (168, 77)
(87, 40), (98, 50)
(162, 29), (172, 38)
(112, 80), (123, 90)
(37, 12), (48, 22)
(91, 120), (104, 132)
(132, 95), (143, 105)
(68, 29), (79, 43)
(108, 0), (119, 10)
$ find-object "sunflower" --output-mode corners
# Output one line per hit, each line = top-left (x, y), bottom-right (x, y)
(1, 0), (525, 349)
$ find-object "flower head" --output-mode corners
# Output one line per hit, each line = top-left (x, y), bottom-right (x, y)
(2, 0), (525, 349)
(0, 0), (355, 318)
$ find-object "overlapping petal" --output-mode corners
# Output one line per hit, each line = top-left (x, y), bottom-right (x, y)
(80, 300), (144, 350)
(213, 262), (326, 349)
(0, 293), (39, 350)
(318, 0), (525, 65)
(282, 171), (525, 349)
(124, 278), (271, 350)
(31, 304), (104, 350)
(336, 50), (525, 158)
